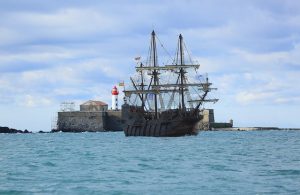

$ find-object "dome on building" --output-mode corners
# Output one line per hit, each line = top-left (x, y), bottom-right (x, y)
(80, 100), (108, 112)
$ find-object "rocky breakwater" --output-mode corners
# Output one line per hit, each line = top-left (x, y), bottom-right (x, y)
(0, 126), (32, 134)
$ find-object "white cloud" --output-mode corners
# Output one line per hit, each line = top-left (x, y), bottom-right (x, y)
(212, 74), (239, 93)
(0, 54), (130, 110)
(17, 94), (53, 107)
(231, 43), (300, 66)
(0, 8), (121, 43)
(236, 91), (275, 105)
(0, 27), (26, 45)
(234, 70), (300, 105)
(0, 48), (73, 65)
(274, 97), (300, 104)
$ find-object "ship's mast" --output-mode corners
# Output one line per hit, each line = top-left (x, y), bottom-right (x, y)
(140, 63), (145, 110)
(151, 30), (158, 119)
(179, 34), (185, 109)
(123, 31), (218, 113)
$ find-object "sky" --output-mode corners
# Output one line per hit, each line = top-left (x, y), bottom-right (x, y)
(0, 0), (300, 131)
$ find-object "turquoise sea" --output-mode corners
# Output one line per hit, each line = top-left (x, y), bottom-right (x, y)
(1, 131), (300, 194)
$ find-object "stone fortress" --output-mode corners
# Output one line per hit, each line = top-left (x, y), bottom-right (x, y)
(55, 86), (233, 132)
(55, 100), (123, 132)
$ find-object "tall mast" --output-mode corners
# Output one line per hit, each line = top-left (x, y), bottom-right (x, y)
(179, 34), (185, 109)
(140, 63), (145, 110)
(151, 30), (158, 118)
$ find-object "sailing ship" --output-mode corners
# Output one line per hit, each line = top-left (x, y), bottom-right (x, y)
(121, 30), (218, 137)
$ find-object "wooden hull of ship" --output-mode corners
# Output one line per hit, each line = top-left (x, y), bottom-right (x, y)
(124, 118), (199, 137)
(122, 105), (201, 137)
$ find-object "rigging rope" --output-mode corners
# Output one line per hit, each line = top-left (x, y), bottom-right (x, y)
(156, 35), (175, 65)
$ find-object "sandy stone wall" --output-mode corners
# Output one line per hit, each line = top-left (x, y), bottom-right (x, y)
(57, 111), (106, 132)
(57, 111), (123, 132)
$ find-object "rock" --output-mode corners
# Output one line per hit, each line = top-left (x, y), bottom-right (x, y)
(0, 126), (32, 134)
(38, 130), (49, 133)
(51, 129), (60, 133)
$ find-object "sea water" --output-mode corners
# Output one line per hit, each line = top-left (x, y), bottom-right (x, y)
(0, 131), (300, 194)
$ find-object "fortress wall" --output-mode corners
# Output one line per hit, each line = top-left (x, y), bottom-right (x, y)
(57, 111), (106, 132)
(197, 109), (214, 130)
(197, 109), (232, 130)
(104, 111), (123, 131)
(57, 111), (123, 132)
(210, 122), (233, 129)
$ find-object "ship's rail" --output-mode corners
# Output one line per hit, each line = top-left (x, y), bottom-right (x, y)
(128, 105), (199, 120)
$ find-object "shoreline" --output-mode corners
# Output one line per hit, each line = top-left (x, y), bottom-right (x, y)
(1, 126), (300, 134)
(211, 127), (300, 131)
